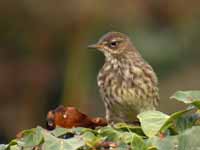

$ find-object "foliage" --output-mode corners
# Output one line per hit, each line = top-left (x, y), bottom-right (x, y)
(1, 90), (200, 150)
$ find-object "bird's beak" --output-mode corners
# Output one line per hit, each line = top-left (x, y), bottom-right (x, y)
(88, 43), (101, 49)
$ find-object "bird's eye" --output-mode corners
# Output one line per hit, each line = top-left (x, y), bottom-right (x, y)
(109, 41), (118, 48)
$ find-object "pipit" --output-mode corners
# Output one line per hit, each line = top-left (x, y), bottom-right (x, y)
(88, 32), (159, 123)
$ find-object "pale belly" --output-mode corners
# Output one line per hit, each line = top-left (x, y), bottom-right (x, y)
(100, 85), (156, 123)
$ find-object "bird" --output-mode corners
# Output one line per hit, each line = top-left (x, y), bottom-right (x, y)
(88, 31), (159, 124)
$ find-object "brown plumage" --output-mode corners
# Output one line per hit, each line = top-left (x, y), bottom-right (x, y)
(89, 31), (159, 123)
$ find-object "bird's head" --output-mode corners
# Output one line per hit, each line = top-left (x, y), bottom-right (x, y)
(88, 32), (133, 58)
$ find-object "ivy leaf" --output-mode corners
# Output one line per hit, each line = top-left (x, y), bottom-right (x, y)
(175, 114), (199, 133)
(0, 145), (7, 150)
(178, 126), (200, 150)
(114, 123), (145, 136)
(50, 127), (71, 137)
(72, 127), (97, 135)
(131, 134), (148, 150)
(8, 145), (22, 150)
(170, 91), (200, 109)
(148, 126), (200, 150)
(137, 111), (169, 137)
(98, 126), (139, 144)
(147, 146), (158, 150)
(117, 143), (130, 150)
(160, 109), (192, 132)
(41, 127), (84, 150)
(6, 139), (18, 149)
(148, 135), (178, 150)
(98, 126), (122, 142)
(17, 127), (44, 147)
(81, 131), (103, 147)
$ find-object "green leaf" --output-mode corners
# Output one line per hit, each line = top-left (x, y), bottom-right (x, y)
(50, 127), (71, 137)
(148, 136), (178, 150)
(81, 131), (102, 147)
(160, 109), (192, 132)
(8, 145), (22, 150)
(178, 126), (200, 150)
(138, 109), (191, 136)
(171, 91), (200, 108)
(147, 146), (158, 150)
(114, 123), (145, 136)
(6, 139), (18, 149)
(137, 111), (170, 137)
(131, 134), (147, 150)
(98, 126), (119, 141)
(192, 101), (200, 109)
(41, 127), (84, 150)
(120, 132), (138, 144)
(175, 114), (198, 133)
(98, 126), (139, 144)
(117, 143), (130, 150)
(148, 126), (200, 150)
(17, 127), (43, 147)
(72, 127), (97, 135)
(0, 145), (7, 150)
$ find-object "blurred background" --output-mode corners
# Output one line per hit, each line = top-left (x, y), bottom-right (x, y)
(0, 0), (200, 143)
